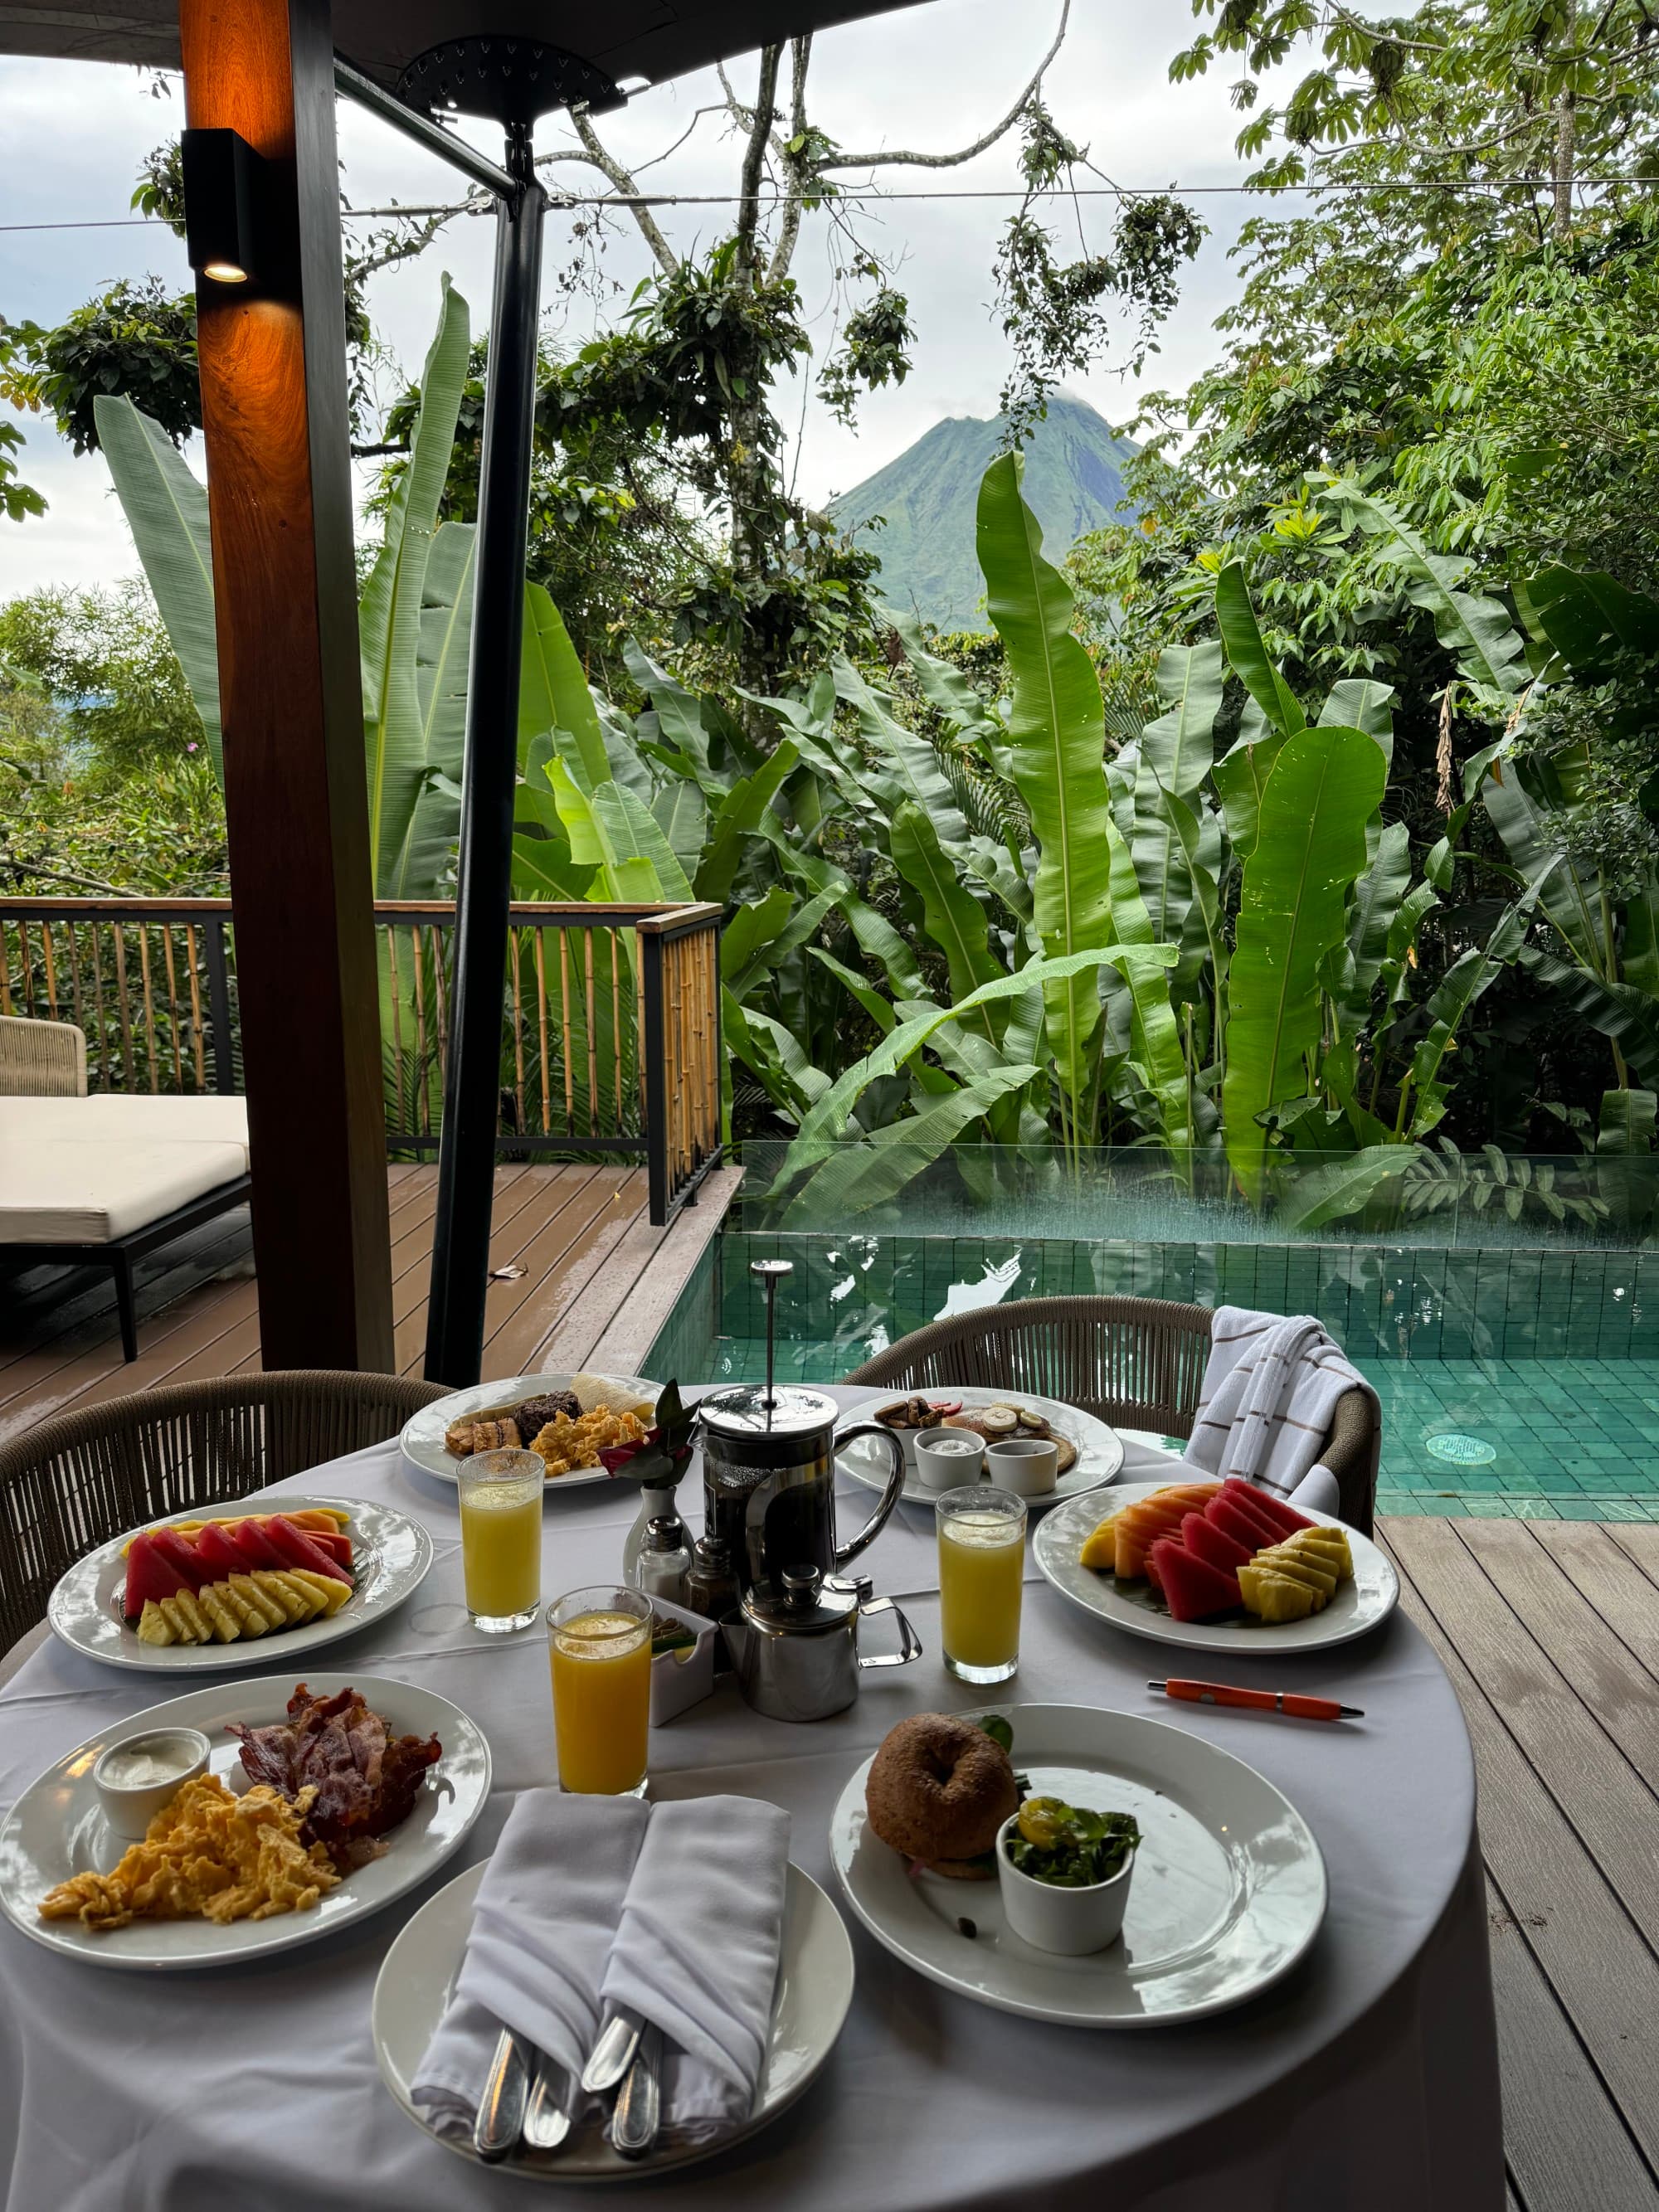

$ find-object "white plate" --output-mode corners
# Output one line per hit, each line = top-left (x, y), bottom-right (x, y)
(401, 1371), (660, 1489)
(47, 1494), (434, 1675)
(0, 1672), (490, 1971)
(373, 1856), (854, 2182)
(1034, 1482), (1399, 1654)
(830, 1702), (1326, 2027)
(839, 1384), (1124, 1512)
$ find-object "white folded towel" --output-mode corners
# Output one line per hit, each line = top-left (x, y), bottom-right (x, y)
(412, 1790), (649, 2141)
(1182, 1305), (1378, 1505)
(598, 1795), (791, 2146)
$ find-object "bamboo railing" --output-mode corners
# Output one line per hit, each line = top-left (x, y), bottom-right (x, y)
(0, 897), (724, 1223)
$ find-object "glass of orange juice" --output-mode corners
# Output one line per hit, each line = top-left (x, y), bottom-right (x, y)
(937, 1486), (1028, 1685)
(548, 1585), (654, 1796)
(458, 1449), (543, 1633)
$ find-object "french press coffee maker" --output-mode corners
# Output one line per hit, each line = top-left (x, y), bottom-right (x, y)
(698, 1261), (907, 1598)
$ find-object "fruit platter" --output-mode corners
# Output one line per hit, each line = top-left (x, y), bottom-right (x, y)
(1033, 1478), (1399, 1655)
(46, 1495), (434, 1674)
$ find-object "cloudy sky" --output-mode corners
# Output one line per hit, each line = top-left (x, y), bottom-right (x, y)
(0, 0), (1300, 599)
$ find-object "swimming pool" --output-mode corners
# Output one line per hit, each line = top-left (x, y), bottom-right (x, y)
(646, 1224), (1659, 1522)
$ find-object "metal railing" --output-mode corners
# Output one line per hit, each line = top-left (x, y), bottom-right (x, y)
(1, 897), (723, 1223)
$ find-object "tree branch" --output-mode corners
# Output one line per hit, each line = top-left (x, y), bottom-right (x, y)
(824, 0), (1068, 170)
(734, 46), (783, 284)
(767, 36), (814, 285)
(562, 110), (680, 275)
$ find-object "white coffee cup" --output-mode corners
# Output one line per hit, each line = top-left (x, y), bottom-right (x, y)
(912, 1427), (985, 1490)
(984, 1435), (1058, 1496)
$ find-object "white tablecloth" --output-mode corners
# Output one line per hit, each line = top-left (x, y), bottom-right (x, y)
(0, 1388), (1503, 2211)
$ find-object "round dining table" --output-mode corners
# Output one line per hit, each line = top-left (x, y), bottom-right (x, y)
(0, 1384), (1503, 2211)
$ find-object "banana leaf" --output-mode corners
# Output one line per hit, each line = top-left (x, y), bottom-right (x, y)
(1213, 701), (1288, 863)
(976, 453), (1117, 1111)
(360, 279), (471, 897)
(520, 583), (608, 788)
(833, 656), (971, 848)
(650, 778), (708, 881)
(1223, 724), (1388, 1198)
(883, 610), (1000, 740)
(1131, 641), (1223, 941)
(1341, 819), (1412, 1024)
(1279, 1145), (1412, 1232)
(694, 741), (800, 905)
(1407, 897), (1534, 1134)
(779, 942), (1175, 1185)
(778, 1065), (1042, 1227)
(809, 946), (897, 1033)
(1519, 946), (1659, 1088)
(1215, 563), (1305, 736)
(92, 394), (222, 779)
(888, 802), (1002, 1024)
(1318, 677), (1396, 762)
(1481, 765), (1607, 974)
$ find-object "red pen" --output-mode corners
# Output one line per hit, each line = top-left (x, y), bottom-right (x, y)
(1149, 1677), (1364, 1722)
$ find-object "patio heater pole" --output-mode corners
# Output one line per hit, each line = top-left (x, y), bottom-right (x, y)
(424, 129), (546, 1386)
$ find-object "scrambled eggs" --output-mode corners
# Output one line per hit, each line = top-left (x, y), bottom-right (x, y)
(528, 1407), (646, 1478)
(38, 1773), (340, 1931)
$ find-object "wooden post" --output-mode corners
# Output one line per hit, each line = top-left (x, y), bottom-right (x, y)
(179, 0), (394, 1371)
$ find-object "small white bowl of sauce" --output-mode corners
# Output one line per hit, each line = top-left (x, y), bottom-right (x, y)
(93, 1728), (212, 1840)
(912, 1427), (985, 1490)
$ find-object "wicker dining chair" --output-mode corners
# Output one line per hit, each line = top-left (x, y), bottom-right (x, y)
(0, 1370), (447, 1656)
(844, 1295), (1379, 1532)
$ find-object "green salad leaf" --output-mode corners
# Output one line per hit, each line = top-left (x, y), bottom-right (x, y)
(1003, 1796), (1141, 1888)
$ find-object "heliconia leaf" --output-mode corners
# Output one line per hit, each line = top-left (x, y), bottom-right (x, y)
(92, 394), (221, 780)
(1223, 725), (1388, 1198)
(976, 452), (1117, 1105)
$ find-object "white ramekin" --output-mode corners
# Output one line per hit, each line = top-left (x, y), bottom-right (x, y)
(93, 1728), (212, 1840)
(912, 1427), (985, 1490)
(995, 1811), (1135, 1954)
(984, 1436), (1059, 1496)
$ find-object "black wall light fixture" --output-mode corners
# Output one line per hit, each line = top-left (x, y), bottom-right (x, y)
(181, 128), (269, 286)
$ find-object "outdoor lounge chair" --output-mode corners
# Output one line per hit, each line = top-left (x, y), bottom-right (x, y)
(0, 1014), (253, 1359)
(844, 1294), (1380, 1532)
(0, 1369), (446, 1665)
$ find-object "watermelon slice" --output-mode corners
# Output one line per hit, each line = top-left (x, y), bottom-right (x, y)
(305, 1529), (353, 1572)
(266, 1514), (355, 1586)
(1223, 1479), (1312, 1538)
(121, 1532), (190, 1621)
(1207, 1494), (1283, 1554)
(189, 1520), (246, 1584)
(1181, 1510), (1252, 1574)
(224, 1517), (290, 1571)
(1150, 1539), (1241, 1621)
(150, 1527), (213, 1590)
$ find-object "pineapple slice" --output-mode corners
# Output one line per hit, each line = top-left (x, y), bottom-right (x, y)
(219, 1582), (269, 1637)
(159, 1591), (211, 1644)
(1253, 1549), (1335, 1605)
(252, 1569), (324, 1623)
(135, 1599), (175, 1646)
(287, 1569), (353, 1617)
(230, 1572), (287, 1629)
(1294, 1529), (1353, 1582)
(1238, 1564), (1318, 1623)
(197, 1582), (243, 1643)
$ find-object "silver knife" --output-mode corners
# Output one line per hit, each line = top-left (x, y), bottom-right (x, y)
(581, 2007), (643, 2095)
(611, 2025), (662, 2161)
(521, 2052), (572, 2153)
(473, 2027), (530, 2162)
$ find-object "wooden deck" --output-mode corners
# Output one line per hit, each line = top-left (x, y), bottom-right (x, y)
(1381, 1515), (1659, 2212)
(0, 1161), (738, 1445)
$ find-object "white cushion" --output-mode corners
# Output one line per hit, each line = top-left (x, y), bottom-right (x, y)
(0, 1095), (251, 1173)
(0, 1140), (248, 1244)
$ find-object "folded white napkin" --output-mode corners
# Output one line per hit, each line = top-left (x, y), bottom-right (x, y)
(1288, 1465), (1342, 1518)
(598, 1795), (791, 2146)
(412, 1790), (649, 2141)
